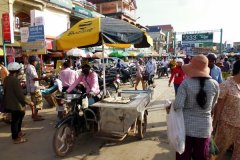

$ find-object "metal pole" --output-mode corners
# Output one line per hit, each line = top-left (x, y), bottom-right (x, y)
(3, 43), (7, 66)
(1, 18), (7, 67)
(219, 28), (223, 54)
(173, 32), (177, 57)
(102, 43), (106, 97)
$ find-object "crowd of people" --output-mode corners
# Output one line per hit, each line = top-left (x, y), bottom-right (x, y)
(0, 52), (239, 160)
(169, 54), (240, 160)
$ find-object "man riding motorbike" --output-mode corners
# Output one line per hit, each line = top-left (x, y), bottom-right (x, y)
(67, 61), (100, 103)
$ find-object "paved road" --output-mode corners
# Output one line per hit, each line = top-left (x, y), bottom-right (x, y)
(0, 78), (231, 160)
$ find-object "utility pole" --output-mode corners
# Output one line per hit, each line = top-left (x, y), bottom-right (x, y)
(219, 28), (223, 54)
(1, 18), (7, 67)
(173, 32), (177, 57)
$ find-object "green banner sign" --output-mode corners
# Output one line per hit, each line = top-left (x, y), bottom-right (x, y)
(49, 0), (72, 9)
(182, 33), (213, 43)
(74, 6), (93, 18)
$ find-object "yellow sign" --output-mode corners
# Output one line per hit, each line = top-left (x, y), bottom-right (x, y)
(21, 40), (46, 55)
(22, 48), (46, 55)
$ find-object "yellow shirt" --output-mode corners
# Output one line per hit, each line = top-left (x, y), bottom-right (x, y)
(169, 60), (176, 69)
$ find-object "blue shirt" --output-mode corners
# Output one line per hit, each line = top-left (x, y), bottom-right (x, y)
(210, 65), (223, 84)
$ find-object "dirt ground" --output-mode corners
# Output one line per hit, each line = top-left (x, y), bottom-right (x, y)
(0, 78), (232, 160)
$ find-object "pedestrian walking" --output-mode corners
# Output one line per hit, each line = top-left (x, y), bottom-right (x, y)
(222, 57), (231, 80)
(26, 55), (47, 121)
(145, 57), (157, 87)
(173, 54), (219, 160)
(169, 57), (176, 73)
(3, 62), (34, 144)
(161, 56), (169, 77)
(168, 58), (185, 95)
(207, 53), (223, 83)
(184, 55), (191, 64)
(213, 60), (240, 160)
(134, 58), (145, 90)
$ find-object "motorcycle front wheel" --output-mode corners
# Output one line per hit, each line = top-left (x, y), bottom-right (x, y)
(53, 124), (76, 157)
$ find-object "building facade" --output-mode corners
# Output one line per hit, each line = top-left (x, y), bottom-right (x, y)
(86, 0), (146, 29)
(233, 42), (240, 52)
(146, 25), (166, 55)
(158, 25), (174, 53)
(0, 0), (100, 59)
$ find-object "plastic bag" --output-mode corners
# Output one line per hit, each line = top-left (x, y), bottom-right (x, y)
(167, 103), (185, 154)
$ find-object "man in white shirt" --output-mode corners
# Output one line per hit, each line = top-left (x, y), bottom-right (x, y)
(161, 57), (169, 77)
(145, 57), (157, 87)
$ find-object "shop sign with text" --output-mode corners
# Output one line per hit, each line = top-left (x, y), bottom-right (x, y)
(20, 25), (46, 55)
(74, 6), (93, 18)
(49, 0), (72, 9)
(2, 13), (14, 43)
(182, 33), (213, 44)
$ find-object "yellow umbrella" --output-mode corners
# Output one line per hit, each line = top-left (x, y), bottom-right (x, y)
(56, 17), (153, 96)
(56, 17), (153, 50)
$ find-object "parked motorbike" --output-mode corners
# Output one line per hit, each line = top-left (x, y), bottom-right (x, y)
(52, 87), (98, 157)
(156, 64), (165, 79)
(92, 67), (119, 97)
(118, 67), (135, 87)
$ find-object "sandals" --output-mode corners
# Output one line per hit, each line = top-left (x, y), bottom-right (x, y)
(13, 137), (27, 144)
(18, 132), (26, 137)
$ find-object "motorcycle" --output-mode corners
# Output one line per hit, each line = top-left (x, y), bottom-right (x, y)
(92, 67), (119, 97)
(156, 64), (165, 79)
(52, 87), (98, 157)
(117, 67), (135, 87)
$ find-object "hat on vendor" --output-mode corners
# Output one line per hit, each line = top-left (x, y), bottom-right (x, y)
(182, 54), (210, 78)
(81, 59), (91, 68)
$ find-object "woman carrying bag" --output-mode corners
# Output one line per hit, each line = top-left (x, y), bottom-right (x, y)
(173, 55), (219, 160)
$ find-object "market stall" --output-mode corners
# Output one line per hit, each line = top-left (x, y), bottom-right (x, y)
(91, 90), (152, 140)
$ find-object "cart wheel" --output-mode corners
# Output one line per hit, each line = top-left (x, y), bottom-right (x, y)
(53, 124), (76, 157)
(137, 112), (147, 139)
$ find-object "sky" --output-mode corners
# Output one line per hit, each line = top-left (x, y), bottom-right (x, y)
(136, 0), (240, 43)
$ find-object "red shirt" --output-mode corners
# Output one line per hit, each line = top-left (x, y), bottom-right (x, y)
(169, 66), (185, 84)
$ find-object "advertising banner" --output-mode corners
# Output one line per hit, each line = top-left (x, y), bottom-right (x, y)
(182, 33), (213, 44)
(2, 13), (14, 43)
(74, 5), (93, 18)
(49, 0), (72, 9)
(20, 25), (46, 55)
(182, 33), (213, 55)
